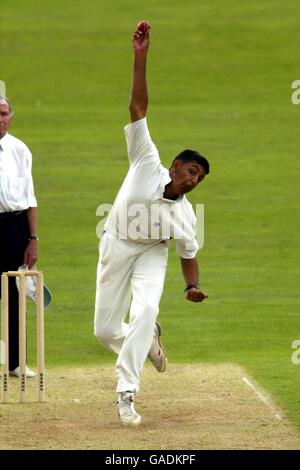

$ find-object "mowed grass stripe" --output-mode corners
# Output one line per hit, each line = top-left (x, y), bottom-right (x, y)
(1, 0), (300, 432)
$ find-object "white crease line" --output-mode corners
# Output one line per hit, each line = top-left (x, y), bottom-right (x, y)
(242, 377), (282, 421)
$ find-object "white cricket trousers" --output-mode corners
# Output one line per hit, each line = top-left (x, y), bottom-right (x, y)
(94, 231), (168, 393)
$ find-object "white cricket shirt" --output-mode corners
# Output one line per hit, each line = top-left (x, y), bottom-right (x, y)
(104, 118), (199, 259)
(0, 133), (37, 212)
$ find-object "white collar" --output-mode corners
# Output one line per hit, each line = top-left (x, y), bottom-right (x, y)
(0, 133), (10, 152)
(157, 166), (183, 203)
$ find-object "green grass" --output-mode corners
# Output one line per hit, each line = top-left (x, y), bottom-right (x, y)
(1, 0), (300, 433)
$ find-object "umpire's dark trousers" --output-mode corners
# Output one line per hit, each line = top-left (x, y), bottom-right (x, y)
(0, 210), (29, 371)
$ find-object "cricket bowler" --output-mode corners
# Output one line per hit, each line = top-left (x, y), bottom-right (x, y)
(94, 20), (209, 425)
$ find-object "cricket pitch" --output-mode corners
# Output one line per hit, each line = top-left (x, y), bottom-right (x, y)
(0, 363), (299, 450)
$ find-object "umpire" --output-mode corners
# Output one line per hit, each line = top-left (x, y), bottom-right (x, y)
(0, 96), (38, 378)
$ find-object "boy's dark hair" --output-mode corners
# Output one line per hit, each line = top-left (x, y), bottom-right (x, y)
(172, 149), (210, 175)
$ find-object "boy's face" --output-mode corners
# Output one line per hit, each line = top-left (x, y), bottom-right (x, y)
(170, 160), (206, 194)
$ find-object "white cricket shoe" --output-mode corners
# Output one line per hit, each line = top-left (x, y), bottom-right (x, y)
(10, 366), (36, 378)
(117, 391), (142, 426)
(148, 321), (167, 372)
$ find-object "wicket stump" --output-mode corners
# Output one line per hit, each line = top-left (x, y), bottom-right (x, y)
(1, 270), (45, 403)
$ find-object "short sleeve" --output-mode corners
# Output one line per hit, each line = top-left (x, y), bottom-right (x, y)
(175, 200), (199, 258)
(176, 238), (199, 259)
(124, 118), (160, 167)
(25, 146), (38, 207)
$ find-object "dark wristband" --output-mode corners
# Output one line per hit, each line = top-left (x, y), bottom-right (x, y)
(184, 284), (199, 292)
(29, 235), (39, 241)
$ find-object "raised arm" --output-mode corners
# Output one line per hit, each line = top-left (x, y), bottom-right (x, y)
(129, 21), (151, 123)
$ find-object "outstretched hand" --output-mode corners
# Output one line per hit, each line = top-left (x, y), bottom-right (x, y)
(186, 287), (208, 303)
(132, 21), (151, 53)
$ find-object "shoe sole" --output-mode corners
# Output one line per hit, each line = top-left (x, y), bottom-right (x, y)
(9, 372), (36, 379)
(121, 417), (142, 426)
(116, 409), (142, 426)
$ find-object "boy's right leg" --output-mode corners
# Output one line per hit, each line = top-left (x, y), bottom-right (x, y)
(94, 234), (146, 426)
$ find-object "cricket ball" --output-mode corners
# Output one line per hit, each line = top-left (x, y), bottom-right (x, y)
(137, 21), (149, 34)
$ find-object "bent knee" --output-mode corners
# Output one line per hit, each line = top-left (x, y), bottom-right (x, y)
(94, 325), (113, 343)
(139, 304), (159, 327)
